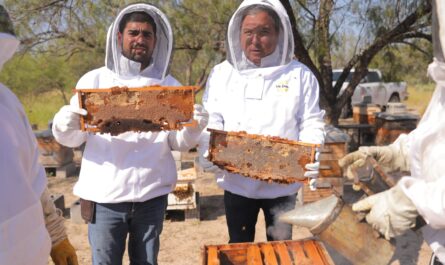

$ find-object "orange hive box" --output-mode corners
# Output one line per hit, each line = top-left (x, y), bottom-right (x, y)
(77, 86), (196, 136)
(202, 239), (334, 265)
(208, 129), (319, 184)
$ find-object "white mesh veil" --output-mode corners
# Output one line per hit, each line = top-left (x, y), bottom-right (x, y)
(226, 0), (294, 71)
(408, 0), (445, 183)
(105, 3), (173, 79)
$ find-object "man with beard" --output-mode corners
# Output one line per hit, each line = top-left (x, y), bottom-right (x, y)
(52, 4), (208, 265)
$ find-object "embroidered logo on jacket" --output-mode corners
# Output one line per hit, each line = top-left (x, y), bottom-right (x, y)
(275, 81), (289, 93)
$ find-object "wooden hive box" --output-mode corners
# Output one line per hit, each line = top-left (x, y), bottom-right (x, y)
(352, 104), (381, 125)
(34, 129), (74, 167)
(302, 141), (347, 204)
(77, 86), (196, 136)
(207, 129), (319, 184)
(202, 239), (335, 265)
(374, 112), (418, 145)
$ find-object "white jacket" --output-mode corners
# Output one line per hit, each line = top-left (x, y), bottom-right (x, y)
(395, 2), (445, 261)
(53, 4), (199, 203)
(202, 0), (325, 199)
(0, 81), (51, 264)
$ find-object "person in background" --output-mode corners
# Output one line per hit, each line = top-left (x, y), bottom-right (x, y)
(199, 0), (325, 243)
(51, 3), (208, 265)
(339, 1), (445, 263)
(0, 5), (78, 265)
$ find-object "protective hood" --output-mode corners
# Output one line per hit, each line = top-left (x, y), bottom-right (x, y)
(433, 0), (445, 62)
(409, 0), (445, 183)
(226, 0), (294, 71)
(0, 5), (19, 71)
(105, 3), (173, 79)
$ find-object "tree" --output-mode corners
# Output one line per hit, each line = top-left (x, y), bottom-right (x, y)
(280, 0), (432, 124)
(162, 0), (240, 90)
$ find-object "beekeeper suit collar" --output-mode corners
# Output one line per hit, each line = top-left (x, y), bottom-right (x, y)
(227, 0), (294, 73)
(0, 6), (19, 72)
(105, 3), (173, 79)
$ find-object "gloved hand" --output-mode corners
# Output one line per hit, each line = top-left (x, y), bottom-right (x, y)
(338, 145), (408, 181)
(199, 150), (224, 174)
(187, 104), (208, 132)
(352, 183), (418, 240)
(304, 148), (320, 191)
(52, 105), (87, 133)
(50, 238), (79, 265)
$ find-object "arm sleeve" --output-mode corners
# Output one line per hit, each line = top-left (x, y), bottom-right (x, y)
(40, 188), (67, 246)
(399, 176), (445, 229)
(168, 128), (200, 151)
(52, 95), (87, 148)
(197, 68), (225, 161)
(297, 70), (326, 145)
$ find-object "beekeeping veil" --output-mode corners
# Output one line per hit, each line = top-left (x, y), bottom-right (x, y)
(226, 0), (294, 71)
(409, 0), (445, 184)
(0, 5), (19, 71)
(105, 3), (173, 79)
(402, 2), (445, 260)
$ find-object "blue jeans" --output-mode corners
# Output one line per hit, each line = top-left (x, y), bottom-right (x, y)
(224, 190), (296, 243)
(88, 195), (168, 265)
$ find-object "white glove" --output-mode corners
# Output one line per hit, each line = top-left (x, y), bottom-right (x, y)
(338, 145), (408, 181)
(352, 183), (418, 240)
(187, 104), (208, 132)
(304, 149), (320, 190)
(52, 105), (87, 133)
(200, 150), (224, 174)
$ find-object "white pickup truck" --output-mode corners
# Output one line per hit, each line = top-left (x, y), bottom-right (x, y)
(333, 69), (408, 116)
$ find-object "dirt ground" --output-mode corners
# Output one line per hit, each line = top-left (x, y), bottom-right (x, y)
(46, 159), (434, 265)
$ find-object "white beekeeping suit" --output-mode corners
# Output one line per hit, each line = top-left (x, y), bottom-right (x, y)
(52, 3), (207, 204)
(0, 5), (78, 265)
(339, 1), (445, 263)
(401, 0), (445, 262)
(200, 0), (325, 199)
(0, 7), (51, 264)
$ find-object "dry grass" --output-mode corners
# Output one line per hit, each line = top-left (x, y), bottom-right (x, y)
(403, 83), (435, 116)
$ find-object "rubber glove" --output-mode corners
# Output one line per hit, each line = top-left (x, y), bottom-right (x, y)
(187, 104), (209, 133)
(52, 105), (87, 133)
(304, 148), (320, 190)
(352, 183), (418, 240)
(338, 145), (409, 181)
(50, 238), (79, 265)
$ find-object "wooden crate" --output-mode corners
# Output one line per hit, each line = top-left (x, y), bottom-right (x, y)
(301, 142), (346, 204)
(202, 239), (334, 265)
(77, 86), (196, 135)
(208, 129), (319, 184)
(318, 142), (346, 178)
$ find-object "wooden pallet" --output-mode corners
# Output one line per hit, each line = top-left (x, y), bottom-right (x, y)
(203, 239), (334, 265)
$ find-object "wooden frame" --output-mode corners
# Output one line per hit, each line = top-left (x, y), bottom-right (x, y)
(202, 239), (335, 265)
(207, 129), (320, 184)
(77, 86), (196, 135)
